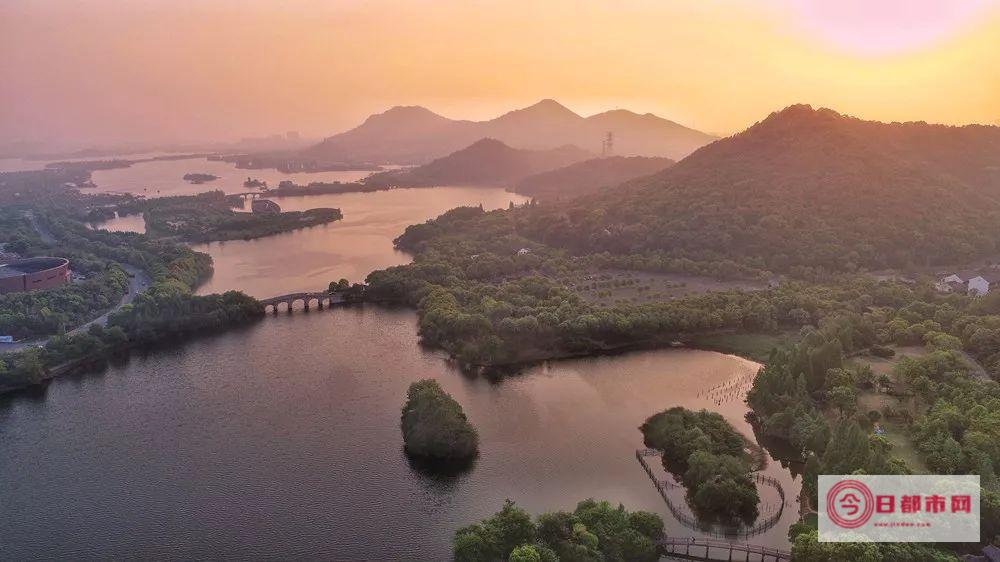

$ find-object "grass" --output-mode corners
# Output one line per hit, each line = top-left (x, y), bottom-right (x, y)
(689, 331), (799, 362)
(847, 346), (932, 474)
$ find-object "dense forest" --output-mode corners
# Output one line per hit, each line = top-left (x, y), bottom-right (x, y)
(518, 106), (1000, 275)
(453, 499), (664, 562)
(745, 310), (1000, 559)
(400, 379), (479, 462)
(512, 156), (673, 200)
(640, 407), (758, 522)
(365, 138), (592, 188)
(367, 204), (923, 369)
(0, 211), (130, 338)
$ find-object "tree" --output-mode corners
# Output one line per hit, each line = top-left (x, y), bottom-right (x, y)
(508, 545), (541, 562)
(827, 385), (857, 418)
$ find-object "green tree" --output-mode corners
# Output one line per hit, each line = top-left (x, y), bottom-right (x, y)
(508, 544), (541, 562)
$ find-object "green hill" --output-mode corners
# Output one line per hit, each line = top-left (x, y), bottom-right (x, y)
(523, 105), (1000, 274)
(512, 156), (673, 200)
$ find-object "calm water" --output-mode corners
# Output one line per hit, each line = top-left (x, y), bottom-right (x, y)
(0, 309), (796, 560)
(91, 157), (376, 198)
(0, 165), (799, 559)
(193, 186), (529, 297)
(0, 152), (178, 173)
(88, 212), (147, 234)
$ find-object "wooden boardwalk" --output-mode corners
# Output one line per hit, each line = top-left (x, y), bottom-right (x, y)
(657, 536), (791, 561)
(635, 449), (787, 539)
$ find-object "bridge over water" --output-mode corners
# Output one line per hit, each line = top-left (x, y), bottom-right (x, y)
(259, 291), (346, 313)
(656, 537), (791, 561)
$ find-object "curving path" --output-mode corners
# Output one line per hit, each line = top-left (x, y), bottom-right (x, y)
(1, 213), (153, 352)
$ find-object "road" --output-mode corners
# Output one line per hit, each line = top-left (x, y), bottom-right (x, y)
(1, 264), (151, 353)
(1, 213), (153, 353)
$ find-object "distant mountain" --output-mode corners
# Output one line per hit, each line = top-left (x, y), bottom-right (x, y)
(301, 100), (715, 164)
(513, 156), (674, 200)
(365, 138), (593, 188)
(524, 105), (1000, 272)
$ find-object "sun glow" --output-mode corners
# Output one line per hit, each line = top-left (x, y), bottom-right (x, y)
(1, 0), (998, 147)
(772, 0), (999, 56)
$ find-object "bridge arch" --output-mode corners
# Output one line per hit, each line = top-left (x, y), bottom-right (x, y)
(259, 291), (348, 314)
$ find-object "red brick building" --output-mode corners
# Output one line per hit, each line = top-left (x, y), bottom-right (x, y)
(0, 257), (70, 294)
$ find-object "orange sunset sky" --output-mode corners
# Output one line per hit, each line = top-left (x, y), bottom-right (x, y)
(1, 0), (998, 148)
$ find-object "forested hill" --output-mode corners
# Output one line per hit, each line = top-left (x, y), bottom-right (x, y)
(522, 105), (1000, 274)
(365, 138), (592, 188)
(512, 156), (674, 200)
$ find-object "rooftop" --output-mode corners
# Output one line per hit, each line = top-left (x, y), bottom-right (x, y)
(0, 257), (68, 278)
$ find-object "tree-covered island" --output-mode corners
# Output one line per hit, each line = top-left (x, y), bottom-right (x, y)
(182, 173), (219, 184)
(114, 190), (343, 242)
(401, 379), (479, 462)
(640, 407), (759, 522)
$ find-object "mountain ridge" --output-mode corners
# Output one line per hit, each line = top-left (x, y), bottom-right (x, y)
(523, 104), (1000, 272)
(364, 138), (593, 188)
(301, 100), (716, 164)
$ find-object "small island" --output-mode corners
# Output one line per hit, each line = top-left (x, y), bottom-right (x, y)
(115, 190), (343, 242)
(183, 173), (220, 184)
(400, 379), (479, 462)
(640, 407), (759, 522)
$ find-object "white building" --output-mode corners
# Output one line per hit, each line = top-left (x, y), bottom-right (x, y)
(968, 276), (990, 297)
(936, 274), (965, 293)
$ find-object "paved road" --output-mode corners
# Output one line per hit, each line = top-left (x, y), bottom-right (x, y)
(24, 210), (56, 245)
(1, 264), (151, 353)
(1, 213), (153, 353)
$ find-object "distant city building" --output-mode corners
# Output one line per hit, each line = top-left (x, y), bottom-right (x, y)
(0, 257), (70, 294)
(251, 199), (281, 215)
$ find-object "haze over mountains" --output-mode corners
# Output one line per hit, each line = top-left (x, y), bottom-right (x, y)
(302, 100), (716, 165)
(365, 138), (592, 188)
(514, 156), (674, 200)
(525, 104), (1000, 272)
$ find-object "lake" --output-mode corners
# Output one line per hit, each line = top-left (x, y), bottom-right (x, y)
(90, 156), (378, 198)
(193, 186), (529, 297)
(0, 159), (800, 560)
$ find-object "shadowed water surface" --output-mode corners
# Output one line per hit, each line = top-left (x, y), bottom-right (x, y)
(0, 307), (796, 560)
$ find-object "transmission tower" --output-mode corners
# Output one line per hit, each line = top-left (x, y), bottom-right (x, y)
(601, 132), (614, 157)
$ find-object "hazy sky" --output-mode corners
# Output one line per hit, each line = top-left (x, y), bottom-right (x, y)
(2, 0), (998, 149)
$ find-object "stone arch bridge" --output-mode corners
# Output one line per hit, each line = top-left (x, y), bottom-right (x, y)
(259, 291), (346, 313)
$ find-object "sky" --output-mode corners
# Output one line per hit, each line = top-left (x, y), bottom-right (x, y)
(1, 0), (998, 149)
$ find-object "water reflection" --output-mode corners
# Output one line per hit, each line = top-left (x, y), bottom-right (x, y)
(87, 212), (146, 234)
(0, 307), (797, 560)
(192, 186), (528, 297)
(91, 157), (376, 198)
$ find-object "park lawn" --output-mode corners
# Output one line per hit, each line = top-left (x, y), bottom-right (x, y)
(689, 330), (799, 363)
(856, 390), (929, 473)
(847, 346), (934, 474)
